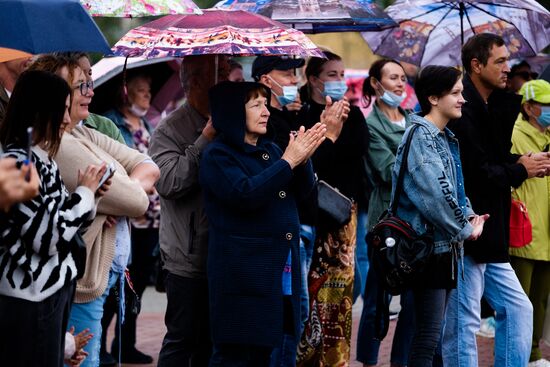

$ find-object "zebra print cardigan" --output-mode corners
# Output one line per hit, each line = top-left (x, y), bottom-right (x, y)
(0, 146), (96, 302)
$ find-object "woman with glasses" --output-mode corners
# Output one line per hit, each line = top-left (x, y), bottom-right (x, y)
(29, 54), (160, 367)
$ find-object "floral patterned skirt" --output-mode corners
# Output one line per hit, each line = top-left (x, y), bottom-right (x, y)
(297, 205), (357, 367)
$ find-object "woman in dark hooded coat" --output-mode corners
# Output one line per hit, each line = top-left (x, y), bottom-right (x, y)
(200, 81), (326, 366)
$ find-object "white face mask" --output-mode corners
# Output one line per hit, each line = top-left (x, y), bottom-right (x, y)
(377, 81), (406, 108)
(269, 76), (298, 106)
(129, 103), (148, 117)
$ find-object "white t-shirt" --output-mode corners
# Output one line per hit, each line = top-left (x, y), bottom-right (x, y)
(392, 117), (406, 129)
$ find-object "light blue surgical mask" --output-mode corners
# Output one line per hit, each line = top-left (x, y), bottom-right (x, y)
(269, 76), (298, 107)
(321, 80), (347, 101)
(537, 106), (550, 128)
(377, 82), (406, 108)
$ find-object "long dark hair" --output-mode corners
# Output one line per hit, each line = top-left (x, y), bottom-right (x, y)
(300, 51), (342, 101)
(0, 70), (70, 156)
(362, 59), (404, 108)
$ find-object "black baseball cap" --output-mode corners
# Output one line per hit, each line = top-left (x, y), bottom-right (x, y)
(251, 56), (305, 81)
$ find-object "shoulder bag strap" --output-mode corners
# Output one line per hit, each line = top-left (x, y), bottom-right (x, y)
(390, 123), (420, 215)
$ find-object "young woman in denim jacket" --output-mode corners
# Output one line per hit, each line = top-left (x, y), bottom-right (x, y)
(391, 66), (489, 366)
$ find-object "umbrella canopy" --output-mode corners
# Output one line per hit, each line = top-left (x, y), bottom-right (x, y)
(215, 0), (396, 33)
(362, 0), (550, 67)
(112, 9), (326, 58)
(0, 0), (111, 54)
(0, 48), (32, 63)
(81, 0), (202, 17)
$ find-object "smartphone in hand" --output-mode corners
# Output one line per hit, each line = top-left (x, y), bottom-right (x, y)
(97, 162), (116, 190)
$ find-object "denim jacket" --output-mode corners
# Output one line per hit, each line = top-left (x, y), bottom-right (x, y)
(391, 115), (475, 255)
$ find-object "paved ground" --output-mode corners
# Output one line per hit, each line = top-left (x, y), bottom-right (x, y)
(105, 287), (550, 367)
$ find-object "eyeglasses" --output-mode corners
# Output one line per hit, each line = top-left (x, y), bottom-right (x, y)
(73, 80), (94, 96)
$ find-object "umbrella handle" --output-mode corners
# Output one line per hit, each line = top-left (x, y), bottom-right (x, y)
(123, 56), (129, 103)
(459, 3), (465, 46)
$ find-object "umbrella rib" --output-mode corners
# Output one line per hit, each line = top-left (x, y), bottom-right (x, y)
(405, 4), (449, 22)
(419, 6), (455, 66)
(467, 2), (538, 56)
(475, 1), (542, 12)
(463, 4), (476, 35)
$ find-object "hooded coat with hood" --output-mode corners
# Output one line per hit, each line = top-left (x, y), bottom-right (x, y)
(200, 81), (316, 346)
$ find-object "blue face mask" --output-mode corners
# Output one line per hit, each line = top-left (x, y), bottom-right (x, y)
(377, 82), (406, 108)
(537, 106), (550, 128)
(269, 77), (298, 107)
(321, 80), (347, 101)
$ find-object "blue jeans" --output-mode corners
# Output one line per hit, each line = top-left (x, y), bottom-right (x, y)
(356, 265), (414, 366)
(270, 225), (315, 367)
(442, 256), (533, 367)
(354, 209), (369, 302)
(68, 271), (120, 367)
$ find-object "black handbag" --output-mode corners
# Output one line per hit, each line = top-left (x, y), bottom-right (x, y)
(317, 179), (353, 226)
(71, 231), (87, 280)
(367, 123), (434, 341)
(367, 123), (434, 295)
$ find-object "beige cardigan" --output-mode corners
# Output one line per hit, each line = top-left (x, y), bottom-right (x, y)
(55, 126), (149, 303)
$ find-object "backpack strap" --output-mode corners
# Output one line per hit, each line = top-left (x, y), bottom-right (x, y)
(390, 123), (420, 215)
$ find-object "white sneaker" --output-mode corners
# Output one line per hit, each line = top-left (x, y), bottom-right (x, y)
(475, 316), (495, 338)
(528, 359), (550, 367)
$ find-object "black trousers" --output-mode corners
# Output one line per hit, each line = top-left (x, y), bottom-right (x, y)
(157, 273), (212, 367)
(209, 343), (272, 367)
(101, 227), (159, 353)
(409, 288), (448, 367)
(0, 281), (74, 367)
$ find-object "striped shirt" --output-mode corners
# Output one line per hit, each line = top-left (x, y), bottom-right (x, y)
(0, 147), (95, 302)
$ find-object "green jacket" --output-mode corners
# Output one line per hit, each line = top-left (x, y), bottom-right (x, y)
(510, 116), (550, 261)
(84, 113), (126, 144)
(365, 104), (410, 230)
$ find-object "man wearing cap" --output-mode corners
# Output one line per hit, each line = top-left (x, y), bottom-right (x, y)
(252, 56), (307, 149)
(509, 79), (550, 367)
(442, 33), (550, 367)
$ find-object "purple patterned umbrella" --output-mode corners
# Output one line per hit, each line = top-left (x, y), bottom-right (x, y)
(112, 9), (325, 58)
(362, 0), (550, 67)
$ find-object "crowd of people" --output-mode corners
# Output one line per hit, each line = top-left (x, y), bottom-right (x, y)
(0, 32), (549, 367)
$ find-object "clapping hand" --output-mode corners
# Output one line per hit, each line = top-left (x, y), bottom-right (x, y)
(518, 152), (550, 178)
(281, 123), (327, 169)
(320, 96), (350, 142)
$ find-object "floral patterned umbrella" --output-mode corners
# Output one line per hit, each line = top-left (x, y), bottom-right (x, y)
(81, 0), (202, 17)
(362, 0), (550, 67)
(112, 9), (325, 58)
